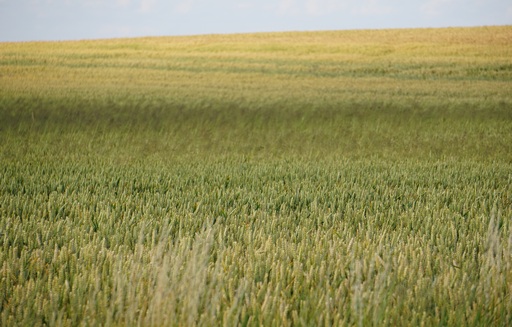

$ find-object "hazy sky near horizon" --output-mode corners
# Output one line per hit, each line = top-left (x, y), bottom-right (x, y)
(1, 0), (511, 42)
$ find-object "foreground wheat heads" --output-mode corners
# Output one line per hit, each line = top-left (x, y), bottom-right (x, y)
(1, 26), (511, 326)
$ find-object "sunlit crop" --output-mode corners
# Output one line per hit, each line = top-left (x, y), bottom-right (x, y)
(1, 26), (511, 326)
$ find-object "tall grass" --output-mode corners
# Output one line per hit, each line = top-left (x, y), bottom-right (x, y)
(1, 26), (511, 325)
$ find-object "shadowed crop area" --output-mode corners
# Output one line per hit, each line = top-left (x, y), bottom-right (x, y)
(1, 26), (511, 325)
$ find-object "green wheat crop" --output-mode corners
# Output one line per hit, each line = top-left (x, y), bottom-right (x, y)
(1, 26), (511, 326)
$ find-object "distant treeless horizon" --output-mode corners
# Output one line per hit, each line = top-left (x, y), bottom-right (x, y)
(1, 0), (511, 42)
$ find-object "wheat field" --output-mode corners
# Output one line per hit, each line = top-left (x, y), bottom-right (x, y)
(1, 26), (511, 326)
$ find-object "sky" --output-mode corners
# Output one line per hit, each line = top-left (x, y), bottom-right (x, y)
(0, 0), (511, 42)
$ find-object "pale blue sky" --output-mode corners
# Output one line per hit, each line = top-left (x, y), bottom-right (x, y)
(1, 0), (511, 42)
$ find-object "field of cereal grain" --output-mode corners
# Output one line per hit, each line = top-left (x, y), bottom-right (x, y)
(1, 26), (511, 325)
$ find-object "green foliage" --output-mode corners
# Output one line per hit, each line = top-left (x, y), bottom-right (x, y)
(0, 26), (511, 326)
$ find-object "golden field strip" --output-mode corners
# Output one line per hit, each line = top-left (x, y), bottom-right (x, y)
(1, 26), (511, 325)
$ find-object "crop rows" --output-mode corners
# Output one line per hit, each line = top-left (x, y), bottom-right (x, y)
(1, 26), (511, 325)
